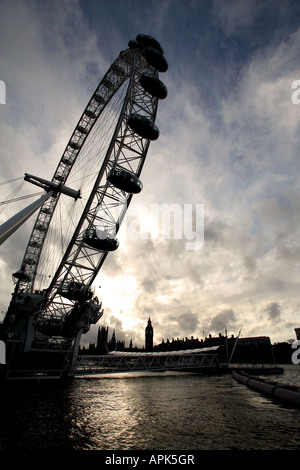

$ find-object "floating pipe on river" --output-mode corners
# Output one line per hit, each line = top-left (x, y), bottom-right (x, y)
(232, 371), (300, 406)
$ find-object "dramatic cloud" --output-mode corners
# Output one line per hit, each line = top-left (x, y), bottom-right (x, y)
(209, 309), (237, 333)
(264, 302), (282, 322)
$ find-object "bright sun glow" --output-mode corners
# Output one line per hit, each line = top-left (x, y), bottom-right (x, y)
(118, 203), (161, 243)
(97, 274), (139, 330)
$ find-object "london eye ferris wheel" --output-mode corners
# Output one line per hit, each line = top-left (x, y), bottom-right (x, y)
(2, 34), (168, 356)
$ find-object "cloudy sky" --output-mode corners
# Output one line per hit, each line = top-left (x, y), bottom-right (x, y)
(0, 0), (300, 348)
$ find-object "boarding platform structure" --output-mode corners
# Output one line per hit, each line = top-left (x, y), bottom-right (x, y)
(71, 346), (223, 376)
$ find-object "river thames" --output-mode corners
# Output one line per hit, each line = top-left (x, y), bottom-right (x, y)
(0, 365), (300, 452)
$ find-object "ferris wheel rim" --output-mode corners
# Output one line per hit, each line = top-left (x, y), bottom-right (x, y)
(15, 41), (165, 317)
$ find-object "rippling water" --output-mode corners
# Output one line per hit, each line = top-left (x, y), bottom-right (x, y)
(1, 365), (300, 451)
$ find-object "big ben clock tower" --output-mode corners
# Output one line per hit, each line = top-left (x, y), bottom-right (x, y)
(145, 317), (153, 352)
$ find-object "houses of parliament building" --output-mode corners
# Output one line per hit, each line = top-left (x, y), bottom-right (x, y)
(79, 317), (295, 364)
(80, 317), (154, 354)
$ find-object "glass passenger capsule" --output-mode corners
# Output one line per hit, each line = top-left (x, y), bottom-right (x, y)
(82, 228), (119, 251)
(135, 34), (164, 55)
(93, 94), (105, 105)
(54, 175), (64, 182)
(139, 73), (168, 99)
(69, 141), (81, 150)
(127, 113), (159, 140)
(85, 109), (97, 119)
(142, 47), (168, 72)
(41, 207), (52, 215)
(57, 281), (93, 302)
(76, 125), (88, 134)
(107, 167), (143, 194)
(12, 269), (30, 281)
(62, 157), (72, 166)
